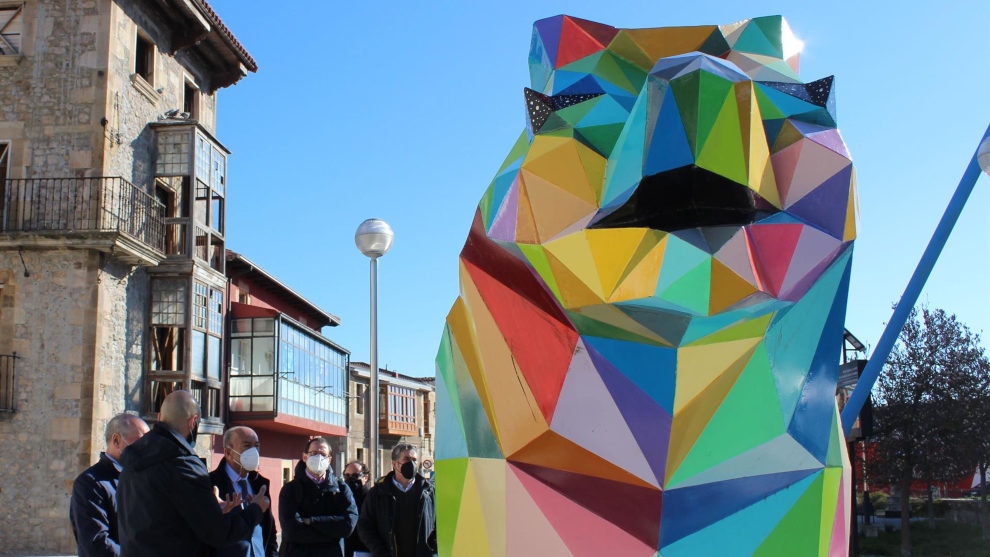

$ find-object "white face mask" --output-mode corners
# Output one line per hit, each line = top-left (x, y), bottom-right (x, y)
(306, 454), (330, 476)
(234, 447), (260, 472)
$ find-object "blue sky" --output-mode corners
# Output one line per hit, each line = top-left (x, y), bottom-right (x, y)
(207, 0), (990, 376)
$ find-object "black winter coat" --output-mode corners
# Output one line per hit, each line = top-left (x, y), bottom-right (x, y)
(69, 453), (121, 557)
(278, 461), (359, 557)
(357, 472), (437, 557)
(209, 458), (278, 557)
(117, 423), (264, 557)
(344, 480), (370, 556)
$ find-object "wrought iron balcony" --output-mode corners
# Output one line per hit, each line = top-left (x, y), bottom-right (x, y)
(0, 177), (166, 265)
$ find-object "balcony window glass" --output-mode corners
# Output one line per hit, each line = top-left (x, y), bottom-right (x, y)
(195, 135), (210, 183)
(276, 319), (348, 427)
(191, 329), (205, 376)
(156, 132), (190, 176)
(207, 336), (221, 380)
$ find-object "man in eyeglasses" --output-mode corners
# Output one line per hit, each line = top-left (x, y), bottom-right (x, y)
(342, 461), (371, 557)
(278, 437), (358, 557)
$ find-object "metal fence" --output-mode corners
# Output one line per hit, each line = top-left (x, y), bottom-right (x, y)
(0, 177), (166, 254)
(0, 352), (16, 412)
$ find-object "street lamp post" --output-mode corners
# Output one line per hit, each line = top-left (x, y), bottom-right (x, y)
(355, 218), (394, 481)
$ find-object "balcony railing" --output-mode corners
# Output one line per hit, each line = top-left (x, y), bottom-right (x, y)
(0, 177), (166, 262)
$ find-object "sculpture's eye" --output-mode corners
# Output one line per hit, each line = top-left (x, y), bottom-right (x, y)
(525, 88), (605, 133)
(589, 166), (779, 232)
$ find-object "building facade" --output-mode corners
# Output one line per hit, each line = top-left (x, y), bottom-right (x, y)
(220, 250), (350, 527)
(0, 0), (255, 553)
(347, 362), (436, 480)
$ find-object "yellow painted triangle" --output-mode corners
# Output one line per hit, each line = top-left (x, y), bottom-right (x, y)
(685, 313), (773, 346)
(523, 134), (571, 163)
(447, 288), (503, 449)
(586, 228), (648, 297)
(545, 231), (605, 298)
(575, 139), (608, 203)
(473, 458), (507, 557)
(740, 82), (780, 208)
(543, 250), (606, 309)
(571, 304), (673, 346)
(515, 174), (539, 244)
(459, 261), (550, 456)
(522, 170), (598, 243)
(818, 466), (843, 557)
(606, 29), (654, 69)
(665, 343), (756, 482)
(675, 337), (762, 413)
(708, 258), (759, 314)
(625, 26), (719, 62)
(843, 169), (858, 242)
(452, 460), (492, 556)
(609, 233), (667, 303)
(520, 138), (599, 205)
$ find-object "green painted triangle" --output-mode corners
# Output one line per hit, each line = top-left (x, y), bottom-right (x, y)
(436, 326), (464, 428)
(753, 471), (824, 556)
(495, 130), (531, 175)
(518, 243), (562, 301)
(734, 20), (781, 58)
(567, 309), (670, 346)
(555, 97), (598, 125)
(574, 123), (625, 158)
(479, 185), (494, 229)
(448, 331), (504, 459)
(656, 236), (709, 293)
(751, 16), (785, 58)
(435, 341), (469, 460)
(754, 87), (787, 120)
(659, 258), (711, 315)
(539, 112), (573, 134)
(670, 71), (701, 155)
(695, 71), (735, 155)
(686, 313), (774, 346)
(696, 89), (747, 185)
(594, 51), (640, 94)
(435, 457), (469, 556)
(668, 343), (785, 486)
(825, 408), (844, 468)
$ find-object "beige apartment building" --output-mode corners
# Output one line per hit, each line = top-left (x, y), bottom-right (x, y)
(347, 361), (436, 480)
(0, 0), (255, 553)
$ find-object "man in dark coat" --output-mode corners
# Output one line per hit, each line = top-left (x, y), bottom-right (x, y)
(70, 413), (149, 557)
(209, 426), (278, 557)
(342, 461), (371, 557)
(357, 444), (437, 557)
(117, 390), (270, 557)
(278, 437), (358, 557)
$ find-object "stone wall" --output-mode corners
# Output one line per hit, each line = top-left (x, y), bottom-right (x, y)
(0, 0), (110, 180)
(0, 249), (100, 554)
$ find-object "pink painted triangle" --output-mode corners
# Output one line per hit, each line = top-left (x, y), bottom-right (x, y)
(746, 223), (803, 298)
(770, 136), (802, 205)
(778, 225), (843, 300)
(714, 227), (759, 287)
(506, 461), (573, 556)
(783, 139), (852, 208)
(807, 129), (851, 159)
(511, 463), (658, 557)
(488, 176), (520, 242)
(827, 475), (848, 557)
(550, 340), (658, 487)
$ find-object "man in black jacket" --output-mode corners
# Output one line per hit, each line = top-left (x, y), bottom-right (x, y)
(209, 426), (278, 557)
(278, 437), (359, 557)
(117, 390), (270, 557)
(342, 461), (371, 557)
(357, 444), (437, 557)
(69, 413), (149, 557)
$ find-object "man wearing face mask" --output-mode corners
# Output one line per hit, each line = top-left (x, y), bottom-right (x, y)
(118, 390), (270, 556)
(279, 436), (359, 557)
(357, 444), (437, 557)
(70, 413), (150, 557)
(342, 461), (371, 557)
(210, 426), (278, 557)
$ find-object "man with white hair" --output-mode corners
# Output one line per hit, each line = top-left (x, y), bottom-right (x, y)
(117, 390), (270, 556)
(69, 412), (150, 557)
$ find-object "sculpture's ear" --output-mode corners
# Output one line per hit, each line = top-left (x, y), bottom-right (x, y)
(758, 76), (836, 126)
(529, 15), (617, 93)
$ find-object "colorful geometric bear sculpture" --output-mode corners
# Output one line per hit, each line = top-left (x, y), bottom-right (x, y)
(436, 14), (856, 556)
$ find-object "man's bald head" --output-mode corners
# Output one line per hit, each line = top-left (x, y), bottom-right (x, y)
(159, 390), (201, 433)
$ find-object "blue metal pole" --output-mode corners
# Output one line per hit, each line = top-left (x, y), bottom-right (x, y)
(841, 122), (990, 435)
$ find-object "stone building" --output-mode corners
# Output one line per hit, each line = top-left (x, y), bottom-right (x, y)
(348, 361), (436, 480)
(0, 0), (255, 553)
